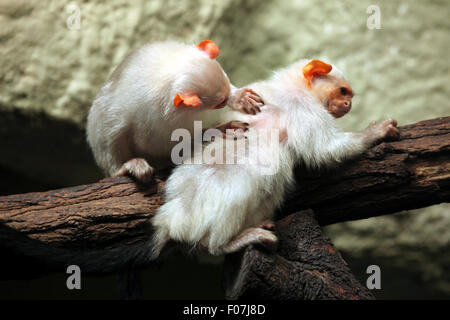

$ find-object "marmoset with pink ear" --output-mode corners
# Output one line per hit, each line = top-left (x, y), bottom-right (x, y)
(86, 40), (263, 183)
(150, 59), (400, 257)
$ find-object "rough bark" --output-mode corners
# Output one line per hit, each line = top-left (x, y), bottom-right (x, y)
(0, 176), (165, 250)
(0, 117), (449, 281)
(284, 116), (450, 225)
(0, 117), (450, 299)
(224, 210), (375, 300)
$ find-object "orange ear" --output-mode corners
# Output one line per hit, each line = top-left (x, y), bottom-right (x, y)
(174, 93), (202, 108)
(302, 60), (333, 88)
(196, 40), (220, 59)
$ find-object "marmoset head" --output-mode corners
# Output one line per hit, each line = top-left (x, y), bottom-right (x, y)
(173, 40), (230, 110)
(302, 60), (354, 118)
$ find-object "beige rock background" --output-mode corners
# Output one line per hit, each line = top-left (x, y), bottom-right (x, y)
(0, 0), (448, 298)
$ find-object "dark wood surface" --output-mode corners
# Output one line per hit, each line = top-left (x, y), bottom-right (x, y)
(0, 117), (448, 287)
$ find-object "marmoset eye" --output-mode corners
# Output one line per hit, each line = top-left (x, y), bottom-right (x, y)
(340, 87), (348, 95)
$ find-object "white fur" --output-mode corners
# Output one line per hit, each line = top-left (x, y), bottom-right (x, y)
(151, 59), (377, 257)
(87, 41), (232, 176)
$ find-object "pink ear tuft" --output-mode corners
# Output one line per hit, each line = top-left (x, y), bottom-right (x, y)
(173, 93), (202, 108)
(302, 60), (333, 88)
(196, 40), (220, 59)
(174, 94), (183, 107)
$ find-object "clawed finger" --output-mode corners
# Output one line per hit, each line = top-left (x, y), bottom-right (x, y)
(229, 121), (249, 130)
(248, 99), (263, 110)
(247, 94), (264, 104)
(245, 103), (261, 115)
(244, 88), (258, 95)
(245, 106), (257, 115)
(252, 105), (262, 113)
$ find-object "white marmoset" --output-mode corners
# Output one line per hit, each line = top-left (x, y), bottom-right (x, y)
(150, 59), (400, 258)
(86, 40), (263, 183)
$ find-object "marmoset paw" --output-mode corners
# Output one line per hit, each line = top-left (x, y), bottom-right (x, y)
(116, 158), (154, 184)
(369, 119), (400, 141)
(382, 119), (400, 140)
(256, 229), (278, 252)
(229, 88), (264, 115)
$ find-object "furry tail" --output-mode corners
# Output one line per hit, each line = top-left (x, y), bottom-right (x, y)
(149, 222), (170, 260)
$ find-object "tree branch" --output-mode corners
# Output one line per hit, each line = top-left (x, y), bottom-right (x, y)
(224, 210), (375, 300)
(0, 117), (449, 276)
(287, 116), (450, 225)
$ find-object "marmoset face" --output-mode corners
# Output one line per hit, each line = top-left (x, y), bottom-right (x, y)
(312, 75), (354, 118)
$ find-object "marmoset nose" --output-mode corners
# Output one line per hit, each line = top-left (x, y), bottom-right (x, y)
(344, 101), (351, 107)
